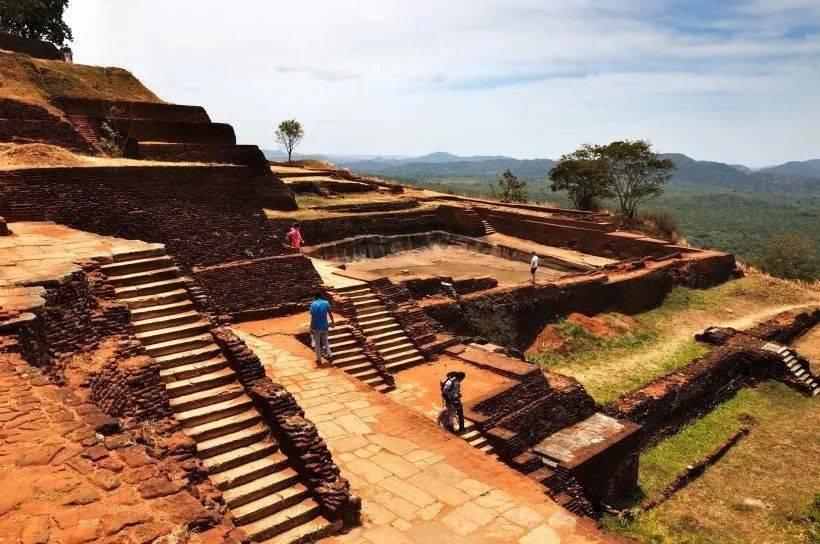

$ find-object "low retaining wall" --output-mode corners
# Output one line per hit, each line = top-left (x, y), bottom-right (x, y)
(111, 119), (236, 145)
(191, 254), (322, 320)
(424, 252), (737, 350)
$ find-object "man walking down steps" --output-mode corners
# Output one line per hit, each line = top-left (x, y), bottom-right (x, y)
(310, 291), (335, 365)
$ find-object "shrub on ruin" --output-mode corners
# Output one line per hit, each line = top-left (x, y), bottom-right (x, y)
(752, 233), (818, 282)
(0, 0), (72, 45)
(98, 120), (124, 157)
(490, 169), (529, 203)
(637, 210), (681, 242)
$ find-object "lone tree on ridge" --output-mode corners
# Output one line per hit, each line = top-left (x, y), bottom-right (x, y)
(0, 0), (73, 45)
(490, 169), (529, 203)
(275, 119), (304, 163)
(549, 144), (613, 211)
(598, 139), (675, 220)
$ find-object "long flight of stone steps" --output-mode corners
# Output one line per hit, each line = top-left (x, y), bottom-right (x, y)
(480, 219), (497, 235)
(763, 342), (819, 396)
(331, 284), (425, 381)
(102, 248), (341, 544)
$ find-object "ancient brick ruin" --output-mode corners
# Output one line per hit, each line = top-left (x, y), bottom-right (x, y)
(0, 45), (816, 544)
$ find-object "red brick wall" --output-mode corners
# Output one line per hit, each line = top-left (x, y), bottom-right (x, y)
(136, 143), (268, 170)
(191, 254), (322, 319)
(53, 97), (210, 123)
(111, 119), (235, 145)
(0, 165), (297, 270)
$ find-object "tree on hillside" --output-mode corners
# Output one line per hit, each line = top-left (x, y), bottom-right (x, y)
(549, 145), (613, 211)
(597, 139), (675, 219)
(753, 234), (818, 282)
(0, 0), (72, 45)
(490, 169), (528, 203)
(274, 119), (304, 163)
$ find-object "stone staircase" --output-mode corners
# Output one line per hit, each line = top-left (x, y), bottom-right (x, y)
(455, 420), (497, 457)
(103, 248), (341, 544)
(480, 220), (497, 235)
(762, 343), (819, 396)
(325, 319), (393, 393)
(332, 284), (425, 374)
(525, 456), (594, 517)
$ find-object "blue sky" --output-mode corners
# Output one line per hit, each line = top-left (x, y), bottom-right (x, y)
(65, 0), (820, 166)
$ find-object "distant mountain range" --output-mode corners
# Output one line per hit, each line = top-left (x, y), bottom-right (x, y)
(262, 149), (819, 191)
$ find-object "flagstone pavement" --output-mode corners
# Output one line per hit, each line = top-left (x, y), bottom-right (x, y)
(234, 319), (615, 544)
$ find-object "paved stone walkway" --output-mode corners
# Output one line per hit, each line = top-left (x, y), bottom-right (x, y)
(234, 319), (613, 544)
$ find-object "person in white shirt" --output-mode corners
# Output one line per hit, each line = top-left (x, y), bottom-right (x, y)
(530, 253), (538, 284)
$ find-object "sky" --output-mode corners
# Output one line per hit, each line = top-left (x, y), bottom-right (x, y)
(64, 0), (820, 167)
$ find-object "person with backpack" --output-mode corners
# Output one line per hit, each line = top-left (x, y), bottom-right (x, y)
(439, 371), (465, 432)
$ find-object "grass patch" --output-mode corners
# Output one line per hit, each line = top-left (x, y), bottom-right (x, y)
(603, 382), (820, 544)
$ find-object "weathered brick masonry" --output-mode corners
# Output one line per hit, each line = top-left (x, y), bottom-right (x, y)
(0, 165), (316, 316)
(212, 328), (362, 526)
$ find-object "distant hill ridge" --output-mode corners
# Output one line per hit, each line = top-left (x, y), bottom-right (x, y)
(262, 149), (819, 190)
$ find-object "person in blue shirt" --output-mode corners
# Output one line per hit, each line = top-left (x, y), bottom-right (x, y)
(309, 291), (335, 365)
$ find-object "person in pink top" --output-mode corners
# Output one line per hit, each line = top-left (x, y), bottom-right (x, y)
(285, 223), (305, 250)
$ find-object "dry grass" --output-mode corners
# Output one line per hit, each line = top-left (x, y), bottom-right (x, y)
(529, 272), (818, 402)
(604, 382), (820, 544)
(0, 50), (160, 107)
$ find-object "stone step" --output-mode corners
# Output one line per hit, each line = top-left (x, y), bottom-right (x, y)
(378, 342), (415, 356)
(202, 437), (278, 471)
(358, 315), (395, 327)
(328, 338), (357, 350)
(335, 286), (370, 295)
(112, 246), (166, 262)
(367, 328), (405, 343)
(223, 467), (301, 509)
(186, 408), (262, 442)
(132, 310), (201, 333)
(196, 424), (269, 458)
(334, 353), (368, 366)
(385, 355), (425, 372)
(239, 498), (321, 542)
(176, 395), (254, 428)
(101, 255), (173, 276)
(373, 383), (393, 394)
(211, 450), (291, 491)
(349, 367), (379, 380)
(165, 368), (236, 398)
(160, 356), (230, 382)
(361, 321), (400, 334)
(136, 319), (212, 345)
(232, 483), (311, 526)
(114, 277), (188, 298)
(382, 348), (420, 362)
(258, 516), (341, 544)
(347, 292), (377, 301)
(144, 334), (214, 357)
(335, 360), (372, 373)
(327, 330), (354, 341)
(169, 382), (244, 412)
(362, 376), (387, 387)
(131, 299), (195, 321)
(107, 266), (181, 287)
(373, 335), (410, 351)
(120, 288), (189, 309)
(352, 298), (380, 308)
(155, 344), (222, 368)
(354, 309), (390, 321)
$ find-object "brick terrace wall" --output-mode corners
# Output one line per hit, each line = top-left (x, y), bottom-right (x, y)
(425, 254), (736, 351)
(0, 165), (297, 270)
(319, 199), (420, 214)
(478, 207), (691, 259)
(0, 98), (55, 119)
(604, 334), (776, 444)
(271, 208), (443, 245)
(437, 205), (485, 236)
(137, 143), (268, 170)
(191, 254), (322, 319)
(53, 97), (210, 123)
(0, 31), (61, 59)
(0, 118), (96, 153)
(111, 119), (236, 145)
(742, 308), (820, 344)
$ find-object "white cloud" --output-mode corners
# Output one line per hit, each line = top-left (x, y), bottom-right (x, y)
(64, 0), (820, 166)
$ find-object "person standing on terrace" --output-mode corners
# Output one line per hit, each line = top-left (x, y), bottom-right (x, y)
(285, 223), (305, 251)
(309, 291), (335, 366)
(530, 252), (539, 284)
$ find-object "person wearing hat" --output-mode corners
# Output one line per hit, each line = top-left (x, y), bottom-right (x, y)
(440, 371), (465, 432)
